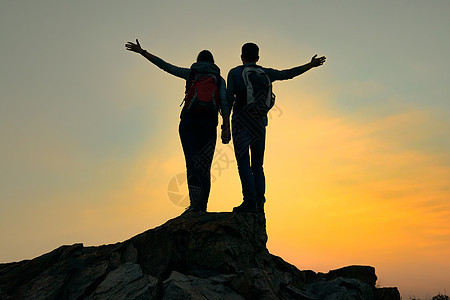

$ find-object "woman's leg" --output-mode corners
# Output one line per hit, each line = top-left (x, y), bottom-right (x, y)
(179, 118), (203, 210)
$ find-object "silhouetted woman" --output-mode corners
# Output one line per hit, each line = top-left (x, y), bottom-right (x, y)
(126, 39), (229, 213)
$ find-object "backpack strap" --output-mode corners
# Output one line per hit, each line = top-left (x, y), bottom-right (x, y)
(180, 71), (202, 107)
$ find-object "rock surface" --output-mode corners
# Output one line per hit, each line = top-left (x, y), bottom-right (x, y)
(0, 212), (400, 299)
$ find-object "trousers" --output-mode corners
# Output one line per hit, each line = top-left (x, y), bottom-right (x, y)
(232, 116), (266, 207)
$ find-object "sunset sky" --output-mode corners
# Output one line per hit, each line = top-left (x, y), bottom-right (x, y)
(1, 1), (449, 298)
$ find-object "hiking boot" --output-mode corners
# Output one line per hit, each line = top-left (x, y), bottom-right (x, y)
(233, 201), (258, 213)
(256, 196), (266, 214)
(181, 205), (205, 215)
(257, 202), (265, 214)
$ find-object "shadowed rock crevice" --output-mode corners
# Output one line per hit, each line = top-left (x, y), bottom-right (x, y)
(0, 212), (400, 299)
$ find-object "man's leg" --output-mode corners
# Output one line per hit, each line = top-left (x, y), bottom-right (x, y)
(232, 120), (258, 212)
(250, 128), (266, 212)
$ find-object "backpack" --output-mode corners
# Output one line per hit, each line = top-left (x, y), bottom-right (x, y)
(241, 66), (275, 116)
(182, 72), (220, 115)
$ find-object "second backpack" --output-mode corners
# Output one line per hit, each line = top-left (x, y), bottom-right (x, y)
(241, 66), (275, 116)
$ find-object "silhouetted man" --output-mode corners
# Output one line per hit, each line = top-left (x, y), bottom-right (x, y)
(222, 42), (326, 213)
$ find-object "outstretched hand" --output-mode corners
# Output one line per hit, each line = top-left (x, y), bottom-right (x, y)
(310, 54), (326, 67)
(125, 39), (143, 54)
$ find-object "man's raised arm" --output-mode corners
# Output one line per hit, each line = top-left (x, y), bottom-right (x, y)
(265, 54), (326, 82)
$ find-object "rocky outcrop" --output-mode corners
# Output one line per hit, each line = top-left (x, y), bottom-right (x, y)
(0, 212), (400, 299)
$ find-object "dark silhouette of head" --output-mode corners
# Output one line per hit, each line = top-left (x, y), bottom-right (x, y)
(197, 50), (214, 63)
(241, 43), (259, 63)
